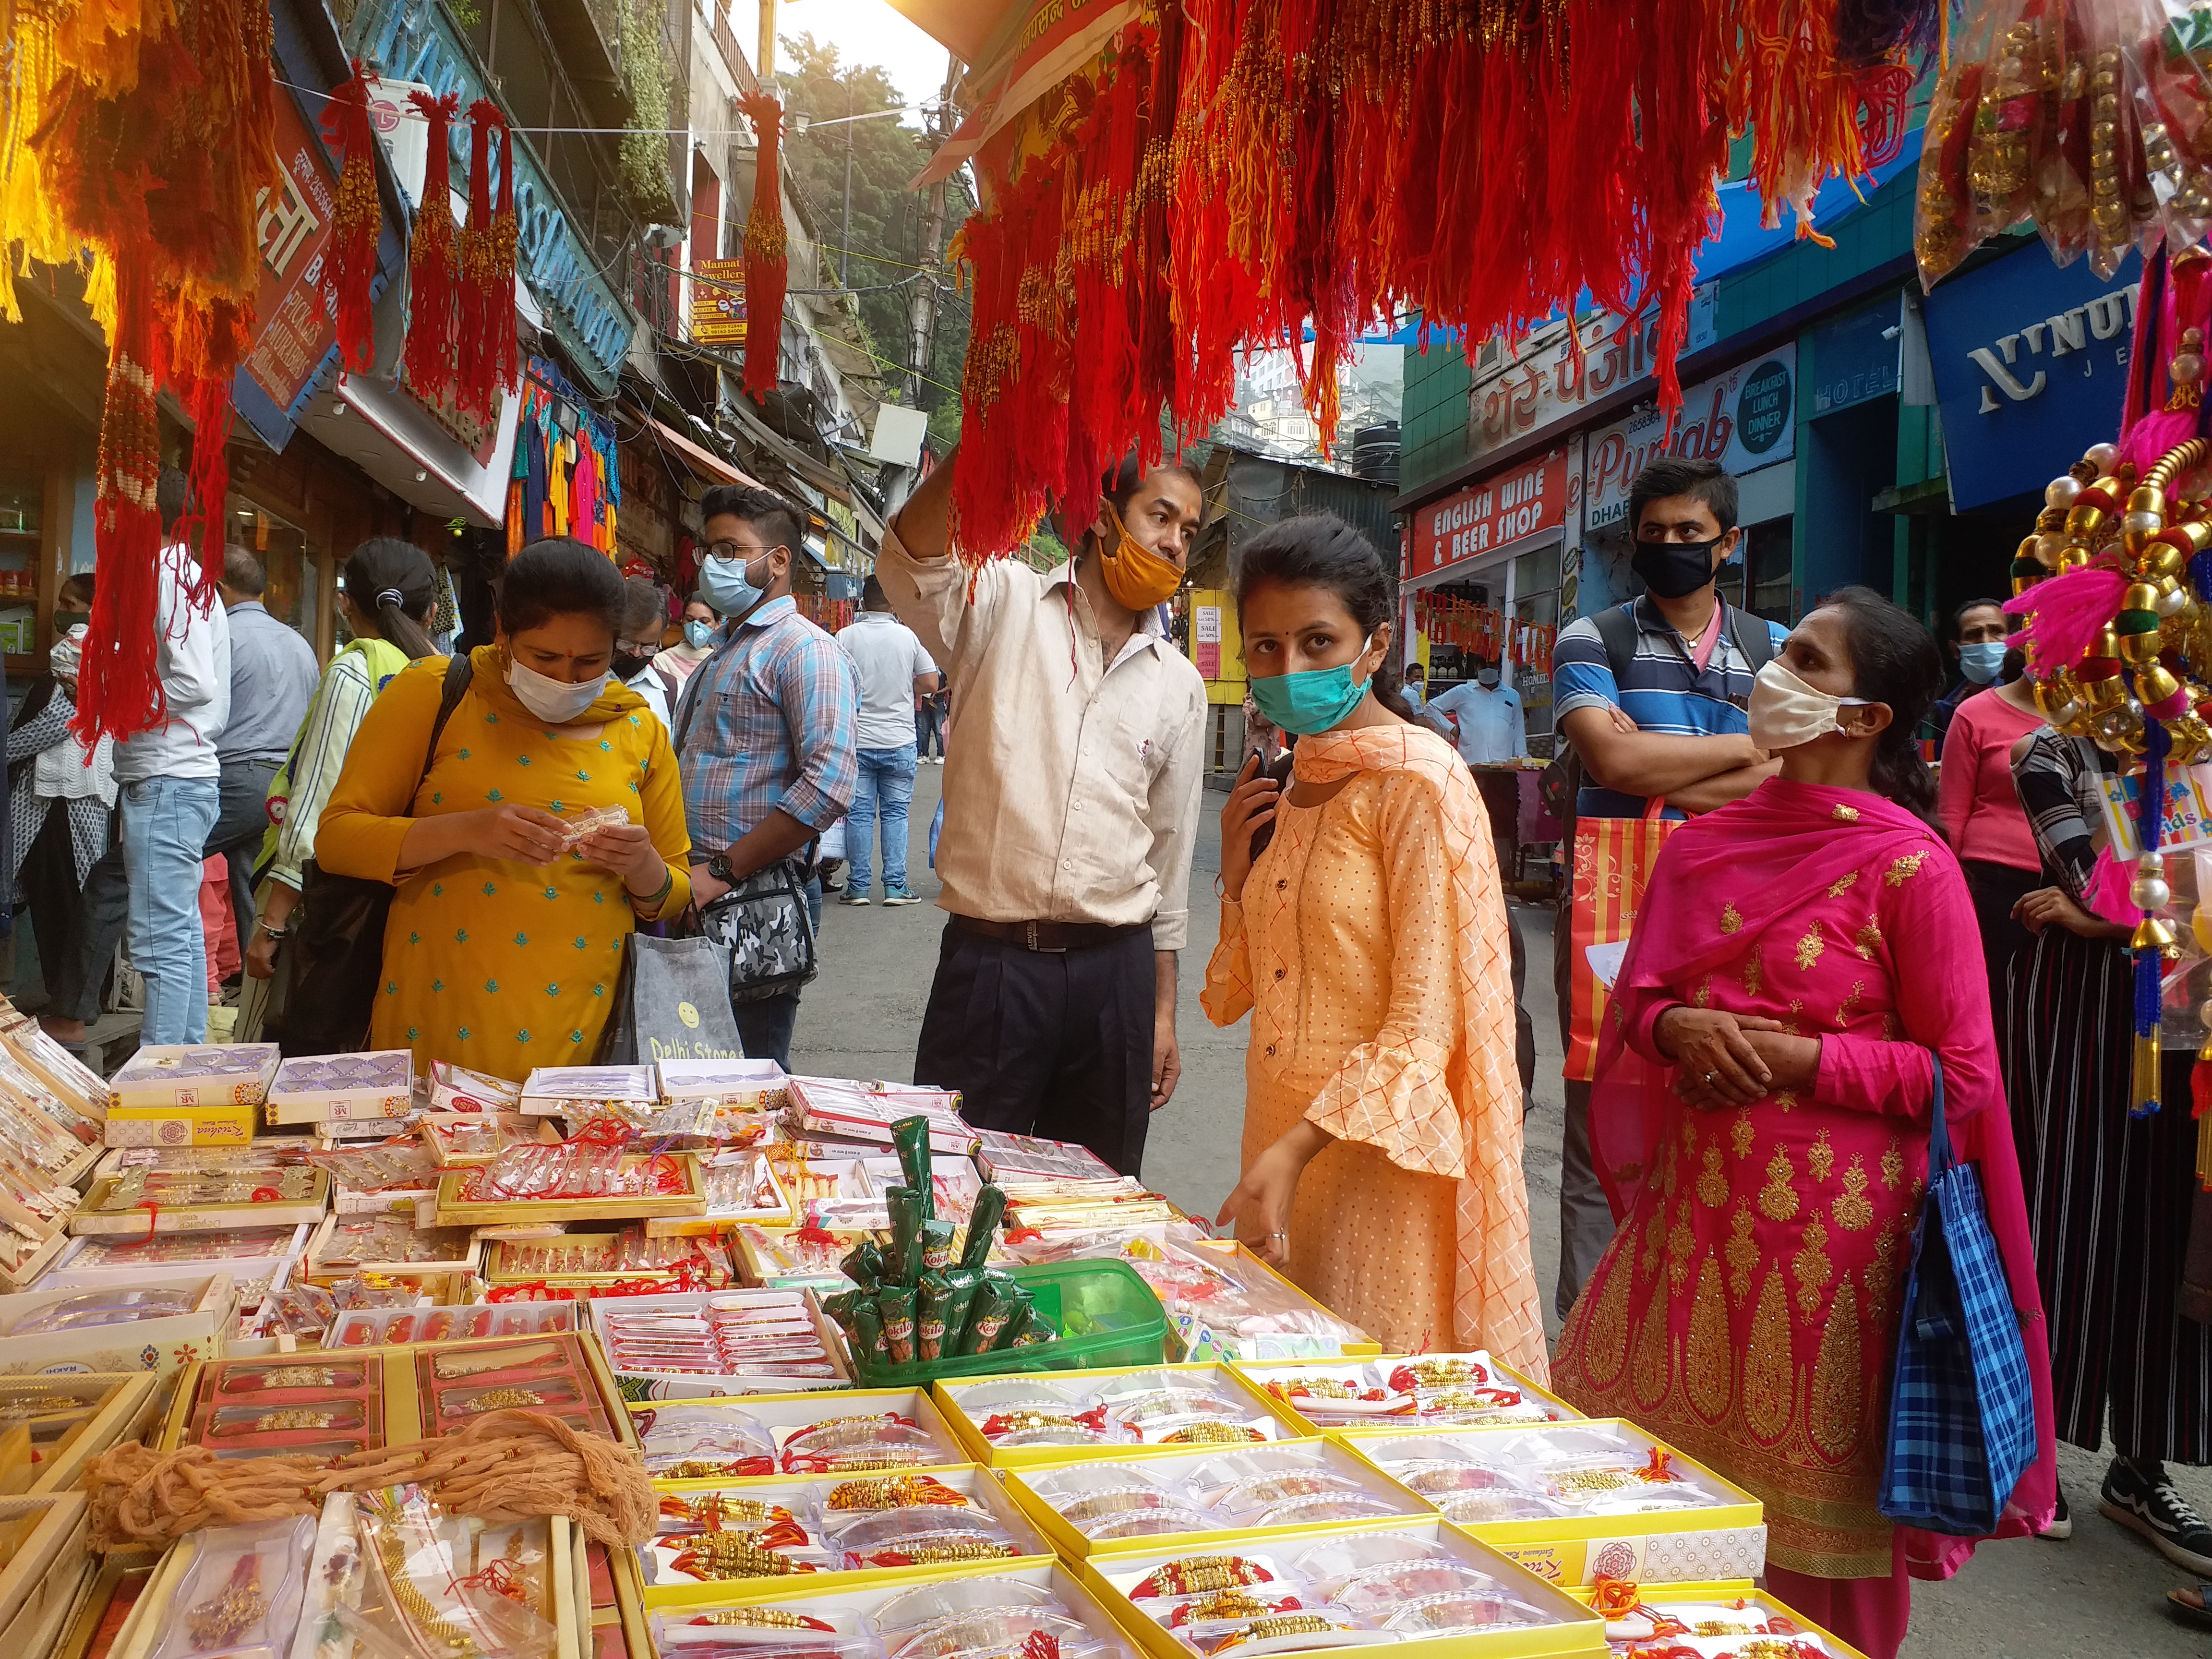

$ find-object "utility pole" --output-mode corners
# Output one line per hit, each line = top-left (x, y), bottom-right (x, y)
(756, 0), (774, 83)
(906, 50), (957, 406)
(841, 75), (854, 290)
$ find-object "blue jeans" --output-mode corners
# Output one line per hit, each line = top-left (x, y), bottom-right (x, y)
(120, 775), (220, 1044)
(846, 745), (918, 897)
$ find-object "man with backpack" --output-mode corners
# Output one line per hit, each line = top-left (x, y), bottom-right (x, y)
(1547, 455), (1787, 1322)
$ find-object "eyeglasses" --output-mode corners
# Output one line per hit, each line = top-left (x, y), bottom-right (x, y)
(703, 540), (776, 564)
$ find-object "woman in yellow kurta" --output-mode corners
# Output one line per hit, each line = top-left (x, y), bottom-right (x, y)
(317, 538), (692, 1082)
(1206, 515), (1545, 1378)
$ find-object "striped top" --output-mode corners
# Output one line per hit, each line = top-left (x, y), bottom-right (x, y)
(2012, 728), (2106, 902)
(1551, 595), (1789, 819)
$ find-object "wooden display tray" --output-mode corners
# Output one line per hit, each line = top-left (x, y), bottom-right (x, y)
(68, 1169), (329, 1235)
(0, 1373), (160, 1495)
(0, 1492), (91, 1659)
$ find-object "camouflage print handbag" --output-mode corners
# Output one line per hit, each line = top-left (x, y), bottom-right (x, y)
(697, 856), (818, 1004)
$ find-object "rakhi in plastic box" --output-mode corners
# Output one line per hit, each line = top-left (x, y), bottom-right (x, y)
(71, 1158), (330, 1234)
(41, 1223), (308, 1294)
(1575, 1583), (1870, 1659)
(661, 1058), (790, 1111)
(592, 1288), (848, 1395)
(786, 1079), (971, 1154)
(636, 1467), (1052, 1600)
(426, 1059), (524, 1114)
(1239, 1353), (1580, 1432)
(1337, 1419), (1767, 1587)
(107, 1044), (281, 1108)
(481, 1227), (731, 1289)
(633, 1388), (966, 1483)
(972, 1129), (1118, 1183)
(935, 1365), (1309, 1467)
(1008, 1437), (1433, 1557)
(1083, 1516), (1604, 1659)
(325, 1301), (577, 1348)
(647, 1149), (792, 1237)
(265, 1050), (415, 1123)
(520, 1063), (660, 1119)
(0, 1007), (108, 1120)
(304, 1213), (482, 1278)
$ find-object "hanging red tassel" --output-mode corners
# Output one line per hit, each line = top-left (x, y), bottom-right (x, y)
(320, 62), (380, 373)
(74, 256), (168, 747)
(457, 98), (507, 417)
(735, 91), (788, 402)
(180, 375), (230, 603)
(488, 105), (519, 401)
(402, 90), (461, 401)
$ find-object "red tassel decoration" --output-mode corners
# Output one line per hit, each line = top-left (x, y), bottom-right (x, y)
(321, 63), (380, 373)
(457, 98), (508, 417)
(180, 375), (230, 603)
(488, 103), (519, 401)
(74, 257), (168, 747)
(402, 89), (461, 401)
(735, 92), (788, 402)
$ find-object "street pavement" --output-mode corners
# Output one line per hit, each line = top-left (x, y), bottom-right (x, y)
(794, 762), (2211, 1657)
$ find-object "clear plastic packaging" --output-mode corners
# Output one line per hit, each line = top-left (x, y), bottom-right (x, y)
(638, 1404), (778, 1479)
(149, 1515), (314, 1659)
(884, 1611), (1105, 1659)
(823, 1506), (1021, 1570)
(10, 1286), (199, 1334)
(780, 1414), (945, 1474)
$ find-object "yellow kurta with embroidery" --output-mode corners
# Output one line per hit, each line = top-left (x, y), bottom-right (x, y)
(316, 648), (692, 1083)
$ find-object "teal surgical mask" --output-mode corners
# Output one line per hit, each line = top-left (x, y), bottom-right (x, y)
(1247, 636), (1375, 735)
(684, 620), (715, 650)
(1958, 639), (2006, 685)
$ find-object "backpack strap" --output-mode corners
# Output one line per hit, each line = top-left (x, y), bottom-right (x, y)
(420, 655), (473, 791)
(1590, 601), (1641, 683)
(1727, 604), (1777, 675)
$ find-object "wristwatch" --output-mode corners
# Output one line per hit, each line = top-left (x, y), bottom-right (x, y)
(706, 851), (737, 885)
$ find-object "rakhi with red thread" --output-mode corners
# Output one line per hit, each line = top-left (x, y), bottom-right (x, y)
(321, 63), (381, 372)
(457, 99), (518, 417)
(734, 91), (788, 401)
(403, 90), (462, 400)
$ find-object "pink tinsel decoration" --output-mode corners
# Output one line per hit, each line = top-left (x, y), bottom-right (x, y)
(2084, 846), (2140, 928)
(2006, 564), (2128, 674)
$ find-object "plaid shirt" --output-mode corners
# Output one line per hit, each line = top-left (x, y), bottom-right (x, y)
(675, 596), (858, 854)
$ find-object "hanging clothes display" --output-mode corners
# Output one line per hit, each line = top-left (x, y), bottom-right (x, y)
(503, 358), (620, 556)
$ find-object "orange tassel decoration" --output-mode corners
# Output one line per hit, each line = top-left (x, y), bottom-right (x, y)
(403, 90), (462, 401)
(735, 92), (787, 402)
(457, 99), (517, 417)
(321, 63), (381, 373)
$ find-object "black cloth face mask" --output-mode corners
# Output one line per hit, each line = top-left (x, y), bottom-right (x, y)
(1632, 537), (1723, 600)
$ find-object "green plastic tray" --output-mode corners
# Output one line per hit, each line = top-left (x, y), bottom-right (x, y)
(848, 1259), (1167, 1385)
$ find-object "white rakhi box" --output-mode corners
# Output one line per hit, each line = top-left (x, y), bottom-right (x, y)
(520, 1064), (658, 1118)
(265, 1050), (415, 1123)
(107, 1044), (280, 1109)
(0, 1273), (236, 1378)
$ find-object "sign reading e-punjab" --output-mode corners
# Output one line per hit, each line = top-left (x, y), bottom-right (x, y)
(1410, 448), (1568, 578)
(1584, 342), (1798, 530)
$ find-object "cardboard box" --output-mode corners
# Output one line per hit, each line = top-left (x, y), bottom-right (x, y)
(0, 1233), (65, 1297)
(1230, 1354), (1582, 1434)
(634, 1386), (969, 1486)
(265, 1050), (414, 1122)
(68, 1169), (329, 1235)
(644, 1149), (792, 1237)
(1334, 1419), (1767, 1587)
(302, 1213), (482, 1280)
(101, 1102), (256, 1147)
(785, 1077), (973, 1153)
(0, 1492), (91, 1659)
(0, 1274), (234, 1379)
(1003, 1434), (1437, 1562)
(428, 1060), (523, 1114)
(656, 1058), (787, 1107)
(434, 1152), (708, 1226)
(589, 1287), (852, 1398)
(41, 1224), (308, 1293)
(520, 1064), (658, 1118)
(1082, 1512), (1605, 1659)
(932, 1363), (1315, 1469)
(105, 1044), (278, 1110)
(0, 1374), (159, 1495)
(633, 1465), (1051, 1608)
(1564, 1580), (1871, 1659)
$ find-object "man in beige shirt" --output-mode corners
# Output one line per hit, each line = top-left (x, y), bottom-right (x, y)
(876, 446), (1208, 1176)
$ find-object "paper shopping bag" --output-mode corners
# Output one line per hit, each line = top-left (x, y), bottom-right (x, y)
(1564, 797), (1677, 1082)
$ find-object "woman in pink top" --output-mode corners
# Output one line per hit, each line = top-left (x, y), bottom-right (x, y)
(1936, 653), (2046, 1022)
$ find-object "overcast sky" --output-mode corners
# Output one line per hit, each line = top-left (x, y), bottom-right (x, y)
(733, 0), (960, 124)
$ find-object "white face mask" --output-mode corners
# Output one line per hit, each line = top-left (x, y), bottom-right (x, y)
(1747, 659), (1874, 752)
(507, 657), (609, 725)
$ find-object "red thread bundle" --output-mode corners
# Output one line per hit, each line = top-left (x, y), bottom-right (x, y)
(736, 92), (788, 401)
(403, 90), (462, 400)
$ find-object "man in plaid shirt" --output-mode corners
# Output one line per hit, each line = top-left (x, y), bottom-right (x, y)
(675, 483), (859, 1065)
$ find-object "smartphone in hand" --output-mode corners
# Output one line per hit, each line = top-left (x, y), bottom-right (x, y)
(1248, 745), (1295, 862)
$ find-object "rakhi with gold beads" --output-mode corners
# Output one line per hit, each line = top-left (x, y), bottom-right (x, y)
(668, 1525), (816, 1581)
(846, 1535), (1017, 1567)
(657, 1494), (793, 1531)
(820, 1475), (966, 1510)
(1159, 1422), (1265, 1445)
(1130, 1556), (1275, 1600)
(1167, 1592), (1303, 1629)
(689, 1609), (833, 1630)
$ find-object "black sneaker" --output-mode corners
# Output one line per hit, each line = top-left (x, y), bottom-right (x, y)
(2102, 1458), (2212, 1574)
(2041, 1487), (2071, 1541)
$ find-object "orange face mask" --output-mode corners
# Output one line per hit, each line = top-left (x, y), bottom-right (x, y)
(1095, 506), (1186, 611)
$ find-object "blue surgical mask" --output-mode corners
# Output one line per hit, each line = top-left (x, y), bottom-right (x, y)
(699, 553), (769, 619)
(684, 620), (715, 651)
(1959, 639), (2006, 685)
(1247, 636), (1375, 735)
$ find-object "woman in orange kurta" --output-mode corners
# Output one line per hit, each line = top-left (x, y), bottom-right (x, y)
(1205, 515), (1544, 1377)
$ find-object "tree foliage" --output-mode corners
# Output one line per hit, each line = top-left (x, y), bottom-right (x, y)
(776, 33), (972, 439)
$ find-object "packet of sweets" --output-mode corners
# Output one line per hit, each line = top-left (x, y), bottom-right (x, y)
(961, 1185), (1006, 1269)
(921, 1268), (982, 1362)
(890, 1115), (935, 1217)
(1014, 1311), (1058, 1347)
(990, 1292), (1036, 1351)
(884, 1187), (925, 1285)
(879, 1285), (918, 1363)
(919, 1220), (957, 1274)
(820, 1289), (859, 1337)
(914, 1271), (951, 1362)
(840, 1239), (884, 1291)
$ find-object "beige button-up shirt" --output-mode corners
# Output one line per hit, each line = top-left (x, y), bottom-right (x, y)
(874, 525), (1207, 952)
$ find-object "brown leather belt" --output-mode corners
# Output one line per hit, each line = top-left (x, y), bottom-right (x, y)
(950, 914), (1153, 953)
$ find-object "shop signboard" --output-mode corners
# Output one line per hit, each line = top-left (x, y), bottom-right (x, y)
(692, 259), (747, 346)
(1922, 242), (2139, 511)
(1466, 292), (1718, 464)
(1409, 447), (1568, 580)
(1583, 342), (1798, 533)
(1810, 298), (1901, 414)
(235, 82), (343, 451)
(1194, 605), (1222, 679)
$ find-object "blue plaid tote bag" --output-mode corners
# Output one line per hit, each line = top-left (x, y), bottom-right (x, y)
(1877, 1057), (2038, 1535)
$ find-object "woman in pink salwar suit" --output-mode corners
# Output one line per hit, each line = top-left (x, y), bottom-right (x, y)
(1552, 589), (2055, 1659)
